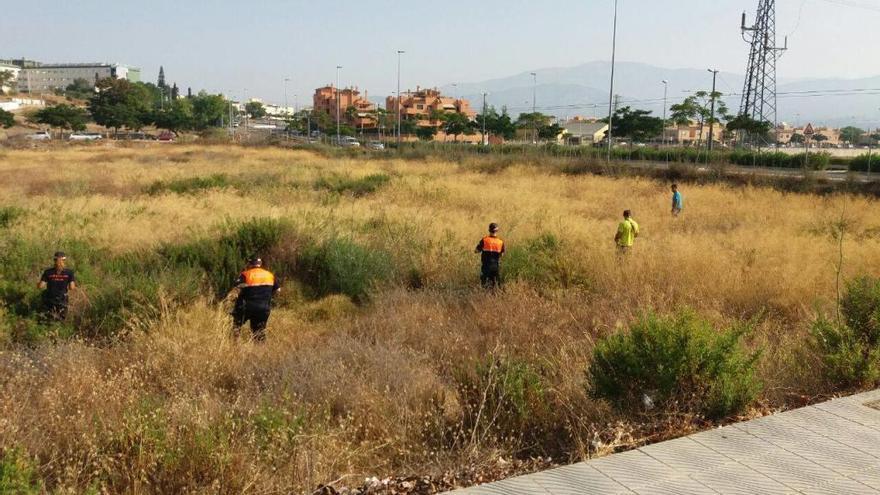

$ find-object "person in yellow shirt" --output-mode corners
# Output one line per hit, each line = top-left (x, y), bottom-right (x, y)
(614, 210), (639, 253)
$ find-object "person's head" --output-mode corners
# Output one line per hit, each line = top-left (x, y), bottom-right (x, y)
(53, 251), (66, 269)
(671, 183), (678, 192)
(247, 256), (263, 268)
(623, 210), (631, 219)
(488, 222), (500, 235)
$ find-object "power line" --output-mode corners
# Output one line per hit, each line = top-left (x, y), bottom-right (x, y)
(816, 0), (880, 13)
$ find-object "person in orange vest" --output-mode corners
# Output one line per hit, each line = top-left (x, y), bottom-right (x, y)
(231, 256), (280, 342)
(474, 223), (505, 289)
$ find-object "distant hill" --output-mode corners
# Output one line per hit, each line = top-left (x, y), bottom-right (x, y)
(442, 61), (880, 128)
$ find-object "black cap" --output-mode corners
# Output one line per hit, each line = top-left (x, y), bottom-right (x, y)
(53, 251), (67, 259)
(248, 256), (263, 266)
(488, 222), (499, 233)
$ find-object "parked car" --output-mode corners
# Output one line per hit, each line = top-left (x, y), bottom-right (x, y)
(332, 136), (360, 147)
(367, 141), (385, 150)
(69, 132), (103, 141)
(25, 131), (51, 141)
(157, 131), (175, 142)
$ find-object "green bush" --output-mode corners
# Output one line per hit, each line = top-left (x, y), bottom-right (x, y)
(297, 237), (393, 303)
(0, 206), (24, 229)
(0, 449), (42, 494)
(812, 276), (880, 387)
(503, 233), (583, 287)
(588, 311), (761, 419)
(849, 153), (878, 173)
(313, 173), (391, 197)
(145, 174), (230, 195)
(456, 357), (550, 448)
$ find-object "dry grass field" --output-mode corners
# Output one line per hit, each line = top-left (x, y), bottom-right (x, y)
(0, 144), (879, 493)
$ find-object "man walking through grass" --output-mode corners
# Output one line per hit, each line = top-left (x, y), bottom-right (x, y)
(475, 222), (505, 289)
(38, 251), (77, 322)
(231, 256), (280, 342)
(671, 184), (683, 217)
(614, 210), (639, 254)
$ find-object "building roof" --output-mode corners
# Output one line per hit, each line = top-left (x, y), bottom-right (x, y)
(563, 121), (608, 136)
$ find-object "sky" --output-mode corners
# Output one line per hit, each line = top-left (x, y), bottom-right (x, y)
(2, 0), (879, 105)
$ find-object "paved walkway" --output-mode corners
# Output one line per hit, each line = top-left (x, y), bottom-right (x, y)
(449, 389), (880, 494)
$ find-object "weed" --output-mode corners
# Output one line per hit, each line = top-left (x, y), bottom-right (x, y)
(314, 173), (391, 197)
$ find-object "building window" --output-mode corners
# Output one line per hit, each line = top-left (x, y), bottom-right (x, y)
(417, 104), (424, 110)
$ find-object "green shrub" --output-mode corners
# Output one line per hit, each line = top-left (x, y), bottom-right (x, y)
(0, 449), (42, 494)
(812, 276), (880, 387)
(588, 311), (761, 419)
(0, 206), (24, 229)
(849, 153), (878, 173)
(456, 357), (550, 447)
(297, 237), (393, 303)
(313, 173), (391, 197)
(503, 233), (583, 287)
(145, 174), (230, 195)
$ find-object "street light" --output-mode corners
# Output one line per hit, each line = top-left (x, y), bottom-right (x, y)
(481, 92), (488, 145)
(662, 79), (668, 158)
(336, 65), (342, 145)
(284, 77), (290, 140)
(530, 72), (537, 145)
(397, 50), (405, 148)
(606, 0), (619, 161)
(707, 68), (719, 155)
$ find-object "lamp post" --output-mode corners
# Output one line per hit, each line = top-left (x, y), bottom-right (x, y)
(481, 92), (488, 145)
(707, 69), (719, 155)
(284, 78), (290, 139)
(662, 79), (668, 160)
(336, 65), (342, 145)
(397, 50), (405, 148)
(530, 72), (537, 144)
(606, 0), (619, 161)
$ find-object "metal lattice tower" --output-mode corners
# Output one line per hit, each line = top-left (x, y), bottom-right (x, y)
(739, 0), (787, 126)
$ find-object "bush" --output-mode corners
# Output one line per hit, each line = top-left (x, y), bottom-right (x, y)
(145, 174), (230, 195)
(849, 153), (878, 173)
(313, 173), (391, 197)
(456, 357), (551, 449)
(297, 237), (393, 303)
(0, 449), (42, 494)
(503, 233), (584, 287)
(588, 311), (761, 419)
(0, 206), (24, 228)
(812, 276), (880, 387)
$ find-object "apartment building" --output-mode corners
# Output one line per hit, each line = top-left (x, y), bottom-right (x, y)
(313, 86), (377, 128)
(385, 87), (475, 128)
(664, 121), (726, 145)
(1, 60), (141, 93)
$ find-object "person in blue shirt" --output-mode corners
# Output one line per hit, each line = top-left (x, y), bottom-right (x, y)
(671, 184), (683, 217)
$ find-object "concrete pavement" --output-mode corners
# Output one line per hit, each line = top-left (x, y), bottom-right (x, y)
(449, 389), (880, 494)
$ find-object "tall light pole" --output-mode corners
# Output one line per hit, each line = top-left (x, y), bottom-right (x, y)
(284, 77), (290, 118)
(336, 65), (342, 144)
(606, 0), (619, 161)
(243, 88), (248, 130)
(530, 72), (537, 145)
(661, 79), (669, 155)
(707, 68), (719, 154)
(284, 78), (290, 139)
(396, 50), (405, 148)
(481, 92), (488, 145)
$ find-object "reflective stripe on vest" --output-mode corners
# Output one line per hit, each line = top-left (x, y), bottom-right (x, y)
(242, 268), (275, 287)
(482, 236), (504, 253)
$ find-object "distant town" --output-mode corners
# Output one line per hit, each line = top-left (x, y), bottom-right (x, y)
(1, 57), (878, 152)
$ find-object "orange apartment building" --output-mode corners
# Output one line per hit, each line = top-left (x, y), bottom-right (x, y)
(313, 85), (377, 129)
(385, 87), (476, 128)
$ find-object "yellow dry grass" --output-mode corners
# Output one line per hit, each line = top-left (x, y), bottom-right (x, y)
(0, 143), (878, 493)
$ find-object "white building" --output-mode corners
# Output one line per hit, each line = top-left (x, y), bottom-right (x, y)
(15, 63), (141, 93)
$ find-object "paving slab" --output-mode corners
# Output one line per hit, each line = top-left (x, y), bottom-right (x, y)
(447, 389), (880, 494)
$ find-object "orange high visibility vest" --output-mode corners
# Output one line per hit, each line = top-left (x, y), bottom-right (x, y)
(241, 268), (275, 287)
(481, 236), (504, 253)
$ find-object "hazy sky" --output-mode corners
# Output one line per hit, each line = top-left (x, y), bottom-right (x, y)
(2, 0), (879, 104)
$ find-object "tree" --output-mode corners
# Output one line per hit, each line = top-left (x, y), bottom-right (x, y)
(726, 114), (773, 145)
(538, 122), (564, 141)
(790, 133), (806, 144)
(63, 78), (96, 100)
(89, 78), (152, 134)
(191, 92), (229, 130)
(416, 125), (438, 141)
(153, 98), (194, 133)
(29, 104), (89, 134)
(0, 108), (14, 128)
(443, 112), (474, 141)
(839, 126), (865, 144)
(603, 106), (663, 143)
(812, 133), (828, 145)
(669, 91), (730, 146)
(245, 101), (266, 119)
(492, 107), (517, 140)
(0, 69), (16, 95)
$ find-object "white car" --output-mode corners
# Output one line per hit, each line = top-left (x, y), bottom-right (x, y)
(26, 131), (51, 140)
(367, 141), (385, 150)
(69, 132), (103, 141)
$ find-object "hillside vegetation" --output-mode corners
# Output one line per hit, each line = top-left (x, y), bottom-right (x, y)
(1, 144), (879, 493)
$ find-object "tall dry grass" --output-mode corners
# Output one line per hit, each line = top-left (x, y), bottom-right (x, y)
(0, 144), (879, 493)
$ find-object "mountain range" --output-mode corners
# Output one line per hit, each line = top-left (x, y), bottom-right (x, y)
(439, 61), (880, 129)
